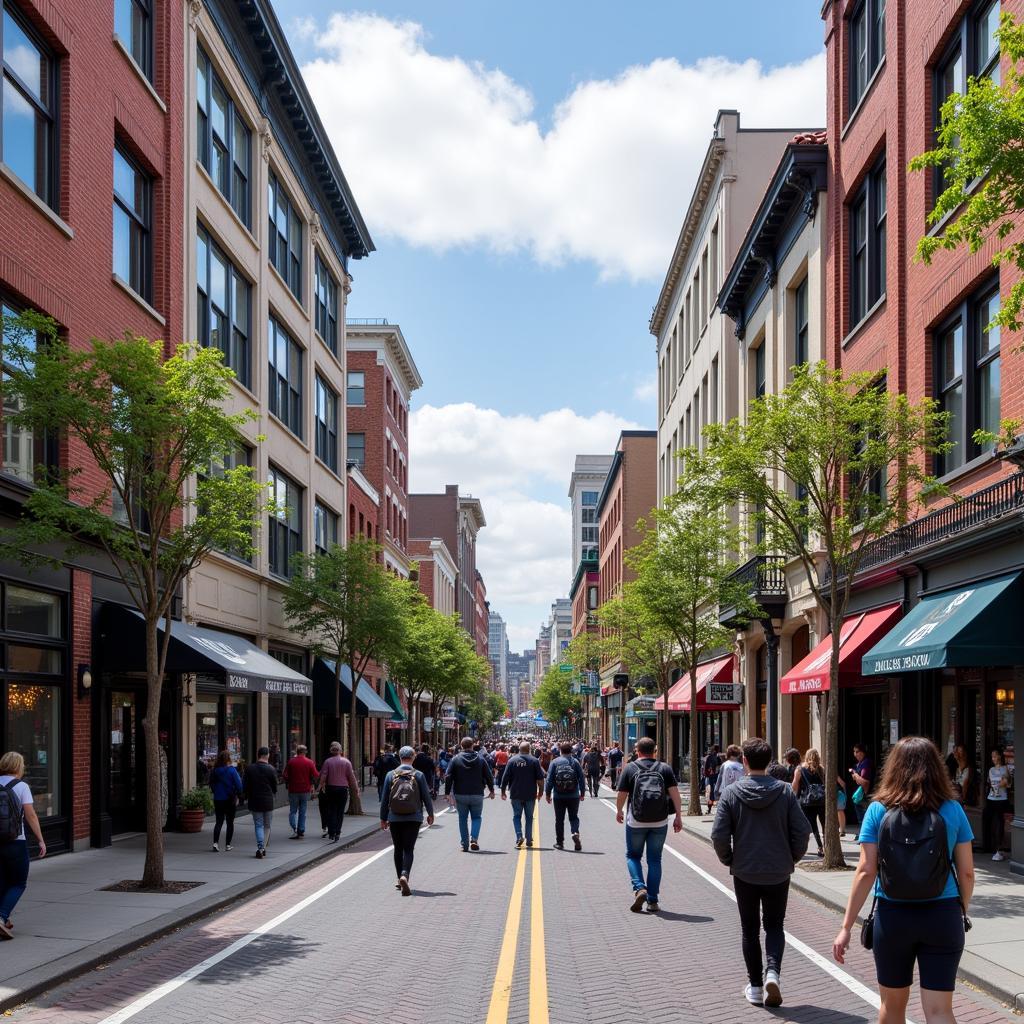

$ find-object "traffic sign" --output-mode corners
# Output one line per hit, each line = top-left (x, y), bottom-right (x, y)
(558, 662), (574, 673)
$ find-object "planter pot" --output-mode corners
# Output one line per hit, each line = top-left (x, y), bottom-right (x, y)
(179, 808), (206, 833)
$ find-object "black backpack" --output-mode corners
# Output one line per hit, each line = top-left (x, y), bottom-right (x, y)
(877, 807), (950, 900)
(798, 768), (826, 809)
(630, 760), (669, 822)
(553, 759), (578, 794)
(0, 778), (24, 844)
(389, 768), (422, 816)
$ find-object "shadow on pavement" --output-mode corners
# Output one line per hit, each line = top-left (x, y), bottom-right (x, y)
(765, 1005), (869, 1023)
(411, 890), (457, 898)
(651, 911), (713, 923)
(192, 934), (321, 986)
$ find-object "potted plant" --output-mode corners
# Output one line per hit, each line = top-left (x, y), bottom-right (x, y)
(179, 786), (213, 833)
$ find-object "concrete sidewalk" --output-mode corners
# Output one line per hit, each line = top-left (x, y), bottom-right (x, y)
(679, 814), (1024, 1011)
(0, 797), (382, 1012)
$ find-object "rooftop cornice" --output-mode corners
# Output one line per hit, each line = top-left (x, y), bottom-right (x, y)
(345, 322), (424, 394)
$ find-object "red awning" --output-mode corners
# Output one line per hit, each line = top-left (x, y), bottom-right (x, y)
(653, 655), (740, 712)
(780, 604), (902, 695)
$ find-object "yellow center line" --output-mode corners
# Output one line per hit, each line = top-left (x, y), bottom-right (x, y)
(485, 841), (529, 1024)
(529, 816), (549, 1024)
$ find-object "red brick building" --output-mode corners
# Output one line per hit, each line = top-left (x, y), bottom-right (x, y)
(474, 571), (489, 663)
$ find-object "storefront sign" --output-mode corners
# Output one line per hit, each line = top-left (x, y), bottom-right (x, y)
(706, 682), (742, 705)
(384, 721), (405, 730)
(224, 673), (312, 697)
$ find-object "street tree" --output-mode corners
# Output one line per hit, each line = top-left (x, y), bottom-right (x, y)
(282, 535), (407, 815)
(0, 319), (265, 888)
(703, 362), (947, 866)
(466, 687), (508, 736)
(532, 665), (583, 731)
(426, 630), (488, 745)
(563, 630), (605, 739)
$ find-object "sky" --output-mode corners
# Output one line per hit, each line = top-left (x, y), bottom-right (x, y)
(270, 1), (826, 652)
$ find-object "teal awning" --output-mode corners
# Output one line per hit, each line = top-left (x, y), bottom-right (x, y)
(384, 680), (407, 723)
(861, 572), (1024, 675)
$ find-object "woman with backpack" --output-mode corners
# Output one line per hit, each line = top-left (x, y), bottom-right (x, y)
(380, 745), (434, 895)
(792, 748), (826, 857)
(0, 750), (47, 940)
(832, 736), (975, 1024)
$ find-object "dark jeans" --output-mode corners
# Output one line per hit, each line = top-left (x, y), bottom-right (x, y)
(982, 797), (1008, 852)
(553, 797), (580, 843)
(324, 785), (349, 839)
(318, 791), (328, 831)
(0, 840), (30, 921)
(802, 804), (824, 851)
(213, 798), (236, 846)
(586, 773), (601, 797)
(733, 877), (791, 987)
(389, 820), (420, 878)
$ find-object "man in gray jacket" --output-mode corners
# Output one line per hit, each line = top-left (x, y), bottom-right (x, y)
(711, 737), (811, 1010)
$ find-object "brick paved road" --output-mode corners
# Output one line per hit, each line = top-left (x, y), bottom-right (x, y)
(6, 795), (1017, 1024)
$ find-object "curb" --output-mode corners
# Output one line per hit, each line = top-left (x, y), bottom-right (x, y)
(0, 819), (381, 1014)
(679, 820), (1024, 1013)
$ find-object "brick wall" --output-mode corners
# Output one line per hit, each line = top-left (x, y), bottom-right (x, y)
(70, 569), (92, 842)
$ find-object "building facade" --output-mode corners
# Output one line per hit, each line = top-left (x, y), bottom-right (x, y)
(568, 455), (613, 573)
(408, 537), (457, 617)
(475, 573), (489, 665)
(488, 611), (508, 698)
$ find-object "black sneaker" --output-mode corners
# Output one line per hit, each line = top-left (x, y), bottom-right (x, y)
(572, 833), (582, 851)
(630, 888), (647, 913)
(554, 840), (564, 849)
(515, 837), (525, 849)
(526, 839), (534, 847)
(470, 839), (480, 851)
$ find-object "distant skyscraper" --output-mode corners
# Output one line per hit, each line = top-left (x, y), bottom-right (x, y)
(488, 611), (508, 695)
(568, 455), (614, 575)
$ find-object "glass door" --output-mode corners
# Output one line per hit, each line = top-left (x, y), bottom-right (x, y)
(108, 689), (145, 833)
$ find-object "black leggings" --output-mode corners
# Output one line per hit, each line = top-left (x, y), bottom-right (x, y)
(733, 877), (791, 987)
(389, 821), (420, 878)
(324, 785), (348, 839)
(802, 805), (824, 850)
(213, 799), (236, 846)
(981, 798), (1008, 852)
(586, 773), (601, 797)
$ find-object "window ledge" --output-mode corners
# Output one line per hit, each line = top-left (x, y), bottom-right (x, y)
(842, 57), (886, 140)
(933, 451), (997, 491)
(196, 162), (256, 247)
(267, 411), (307, 450)
(113, 35), (166, 113)
(841, 293), (887, 349)
(926, 175), (985, 239)
(0, 163), (73, 238)
(314, 454), (342, 481)
(112, 274), (166, 326)
(268, 263), (308, 321)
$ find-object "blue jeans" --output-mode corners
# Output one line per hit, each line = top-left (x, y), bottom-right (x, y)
(252, 809), (273, 850)
(0, 840), (30, 921)
(454, 794), (484, 846)
(288, 792), (309, 834)
(510, 798), (536, 842)
(625, 824), (667, 902)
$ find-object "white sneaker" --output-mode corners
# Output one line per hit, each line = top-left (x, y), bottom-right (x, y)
(744, 984), (763, 1006)
(763, 971), (782, 1007)
(211, 843), (219, 852)
(992, 851), (1006, 861)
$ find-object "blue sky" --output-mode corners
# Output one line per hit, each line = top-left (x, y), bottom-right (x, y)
(271, 1), (825, 649)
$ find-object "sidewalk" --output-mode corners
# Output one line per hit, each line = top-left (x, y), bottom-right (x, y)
(680, 814), (1024, 1012)
(0, 796), (382, 1012)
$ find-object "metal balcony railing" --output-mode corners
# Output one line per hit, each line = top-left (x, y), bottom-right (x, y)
(346, 318), (390, 326)
(728, 553), (788, 597)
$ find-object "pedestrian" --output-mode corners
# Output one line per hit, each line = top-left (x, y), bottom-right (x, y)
(501, 741), (545, 848)
(848, 742), (874, 826)
(412, 744), (436, 795)
(545, 741), (586, 850)
(981, 747), (1012, 861)
(837, 772), (848, 837)
(243, 747), (278, 859)
(445, 736), (495, 852)
(606, 741), (624, 788)
(494, 743), (510, 787)
(792, 748), (826, 857)
(832, 736), (975, 1024)
(614, 737), (682, 913)
(712, 737), (811, 1008)
(374, 745), (400, 802)
(0, 751), (46, 939)
(703, 744), (722, 813)
(283, 743), (318, 840)
(583, 744), (605, 797)
(380, 745), (434, 895)
(769, 748), (802, 783)
(715, 744), (744, 801)
(318, 741), (359, 842)
(208, 749), (242, 852)
(950, 745), (972, 806)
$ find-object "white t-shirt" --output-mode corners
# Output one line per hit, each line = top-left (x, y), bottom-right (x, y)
(988, 765), (1011, 801)
(0, 774), (32, 840)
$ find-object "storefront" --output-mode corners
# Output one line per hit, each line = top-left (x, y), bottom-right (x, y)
(625, 694), (658, 748)
(312, 659), (393, 771)
(383, 680), (407, 743)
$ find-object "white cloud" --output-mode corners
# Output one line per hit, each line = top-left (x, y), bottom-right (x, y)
(633, 374), (657, 402)
(301, 15), (824, 280)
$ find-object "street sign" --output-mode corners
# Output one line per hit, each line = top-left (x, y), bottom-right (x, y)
(558, 662), (574, 673)
(580, 684), (599, 695)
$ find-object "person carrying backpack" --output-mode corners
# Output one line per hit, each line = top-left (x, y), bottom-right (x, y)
(501, 741), (545, 848)
(715, 744), (744, 801)
(614, 736), (682, 913)
(0, 751), (46, 940)
(380, 746), (434, 896)
(444, 736), (495, 852)
(712, 737), (811, 1008)
(582, 745), (605, 797)
(832, 736), (975, 1024)
(545, 741), (586, 850)
(792, 747), (826, 857)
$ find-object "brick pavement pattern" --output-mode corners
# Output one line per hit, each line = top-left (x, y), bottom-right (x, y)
(6, 796), (1016, 1024)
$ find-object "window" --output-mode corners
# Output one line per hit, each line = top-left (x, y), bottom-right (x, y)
(581, 527), (598, 544)
(115, 0), (152, 80)
(313, 501), (338, 555)
(268, 316), (302, 437)
(581, 507), (596, 525)
(347, 431), (365, 467)
(314, 375), (338, 472)
(196, 47), (251, 226)
(113, 145), (151, 301)
(754, 342), (766, 399)
(794, 277), (809, 367)
(314, 255), (339, 354)
(196, 225), (251, 387)
(587, 585), (598, 610)
(935, 282), (1000, 475)
(850, 376), (888, 520)
(581, 490), (598, 506)
(850, 158), (886, 327)
(201, 444), (253, 561)
(849, 0), (886, 110)
(1, 4), (56, 206)
(711, 356), (719, 423)
(268, 172), (302, 300)
(346, 370), (365, 406)
(268, 466), (302, 578)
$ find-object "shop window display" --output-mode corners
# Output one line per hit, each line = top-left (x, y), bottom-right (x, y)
(7, 682), (60, 818)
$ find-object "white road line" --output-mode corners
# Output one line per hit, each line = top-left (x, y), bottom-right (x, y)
(596, 797), (917, 1024)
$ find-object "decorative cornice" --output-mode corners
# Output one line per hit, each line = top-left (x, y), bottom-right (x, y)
(258, 117), (273, 163)
(750, 245), (776, 289)
(187, 0), (203, 30)
(785, 168), (819, 222)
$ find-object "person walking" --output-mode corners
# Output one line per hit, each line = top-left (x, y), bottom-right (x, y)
(494, 743), (510, 787)
(374, 745), (400, 802)
(849, 742), (874, 826)
(412, 744), (436, 797)
(715, 744), (745, 802)
(380, 745), (434, 895)
(583, 745), (605, 797)
(615, 737), (682, 913)
(501, 741), (545, 848)
(711, 737), (811, 1008)
(208, 750), (243, 851)
(445, 736), (495, 852)
(769, 748), (802, 783)
(607, 741), (624, 788)
(545, 741), (586, 850)
(832, 736), (975, 1024)
(982, 747), (1012, 860)
(318, 742), (359, 842)
(792, 748), (826, 857)
(703, 745), (722, 814)
(283, 744), (319, 840)
(950, 745), (972, 806)
(244, 747), (278, 859)
(0, 751), (46, 939)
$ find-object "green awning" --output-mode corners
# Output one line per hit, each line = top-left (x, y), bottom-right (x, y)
(861, 572), (1024, 675)
(384, 680), (407, 723)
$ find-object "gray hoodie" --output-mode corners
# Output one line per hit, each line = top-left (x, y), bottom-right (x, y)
(711, 774), (811, 885)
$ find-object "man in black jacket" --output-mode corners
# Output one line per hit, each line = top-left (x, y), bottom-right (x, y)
(500, 741), (545, 848)
(244, 747), (279, 859)
(444, 736), (495, 851)
(711, 737), (811, 1010)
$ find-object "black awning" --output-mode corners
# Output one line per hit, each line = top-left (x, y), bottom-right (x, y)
(312, 659), (393, 718)
(99, 604), (313, 696)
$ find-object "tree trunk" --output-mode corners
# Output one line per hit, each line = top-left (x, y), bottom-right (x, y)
(687, 665), (701, 815)
(821, 631), (846, 869)
(141, 617), (166, 888)
(348, 666), (363, 815)
(660, 675), (675, 779)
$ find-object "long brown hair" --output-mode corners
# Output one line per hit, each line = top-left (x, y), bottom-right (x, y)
(873, 736), (958, 814)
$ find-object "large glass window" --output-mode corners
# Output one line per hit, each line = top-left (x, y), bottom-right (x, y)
(849, 0), (886, 110)
(6, 585), (61, 636)
(314, 500), (338, 554)
(113, 145), (151, 301)
(346, 370), (365, 406)
(196, 225), (251, 387)
(268, 172), (303, 301)
(314, 375), (338, 472)
(268, 465), (302, 578)
(1, 3), (56, 206)
(6, 682), (60, 817)
(114, 0), (152, 81)
(196, 47), (251, 226)
(346, 431), (365, 468)
(268, 316), (302, 438)
(201, 444), (253, 562)
(849, 158), (886, 327)
(581, 490), (598, 506)
(314, 255), (339, 354)
(794, 277), (809, 367)
(754, 342), (766, 399)
(224, 692), (252, 769)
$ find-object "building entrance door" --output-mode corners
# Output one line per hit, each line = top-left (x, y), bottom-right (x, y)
(108, 689), (145, 834)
